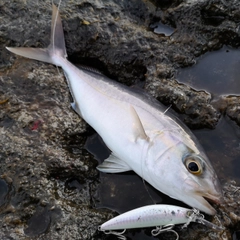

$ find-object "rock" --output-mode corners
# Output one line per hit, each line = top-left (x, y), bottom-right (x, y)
(0, 0), (240, 239)
(215, 95), (240, 126)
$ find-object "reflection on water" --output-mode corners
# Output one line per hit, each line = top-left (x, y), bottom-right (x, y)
(177, 46), (240, 95)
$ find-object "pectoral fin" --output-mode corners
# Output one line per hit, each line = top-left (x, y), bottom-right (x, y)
(97, 154), (132, 173)
(129, 106), (149, 142)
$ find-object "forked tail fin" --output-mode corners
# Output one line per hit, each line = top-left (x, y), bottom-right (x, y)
(6, 4), (67, 66)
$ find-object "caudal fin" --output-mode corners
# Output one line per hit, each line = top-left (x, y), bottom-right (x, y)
(6, 4), (67, 66)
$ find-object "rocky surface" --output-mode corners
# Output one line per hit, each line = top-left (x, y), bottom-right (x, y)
(0, 0), (240, 239)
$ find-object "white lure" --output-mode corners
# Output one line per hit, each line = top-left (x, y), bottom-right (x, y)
(6, 5), (222, 214)
(99, 204), (224, 240)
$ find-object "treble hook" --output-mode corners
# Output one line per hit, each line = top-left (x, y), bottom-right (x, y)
(151, 224), (179, 240)
(99, 228), (126, 240)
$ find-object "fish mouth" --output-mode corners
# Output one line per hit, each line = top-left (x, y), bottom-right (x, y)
(196, 192), (223, 215)
(187, 188), (223, 215)
(203, 193), (222, 205)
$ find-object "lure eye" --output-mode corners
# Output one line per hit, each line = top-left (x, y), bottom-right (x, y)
(184, 155), (203, 175)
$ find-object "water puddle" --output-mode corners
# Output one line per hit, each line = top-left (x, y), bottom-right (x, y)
(177, 46), (240, 95)
(149, 22), (175, 36)
(193, 116), (240, 184)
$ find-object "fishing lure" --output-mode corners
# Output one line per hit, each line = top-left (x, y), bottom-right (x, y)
(98, 204), (224, 240)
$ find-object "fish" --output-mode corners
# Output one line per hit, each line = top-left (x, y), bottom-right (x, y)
(6, 4), (222, 215)
(99, 204), (224, 239)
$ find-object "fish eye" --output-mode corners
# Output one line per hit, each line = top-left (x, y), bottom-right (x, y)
(183, 155), (203, 175)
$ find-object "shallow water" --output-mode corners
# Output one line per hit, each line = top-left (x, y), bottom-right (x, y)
(194, 116), (240, 184)
(177, 46), (240, 95)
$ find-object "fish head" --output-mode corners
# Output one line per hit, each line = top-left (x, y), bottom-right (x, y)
(146, 133), (222, 215)
(179, 153), (222, 215)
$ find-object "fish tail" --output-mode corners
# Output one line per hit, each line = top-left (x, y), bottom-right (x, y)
(6, 4), (67, 66)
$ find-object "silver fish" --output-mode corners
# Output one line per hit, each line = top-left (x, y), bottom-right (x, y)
(6, 5), (222, 214)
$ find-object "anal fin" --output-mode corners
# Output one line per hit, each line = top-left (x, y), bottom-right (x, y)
(97, 154), (132, 173)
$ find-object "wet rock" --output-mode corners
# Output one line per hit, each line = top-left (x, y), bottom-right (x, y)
(0, 0), (240, 239)
(146, 76), (221, 128)
(215, 95), (240, 126)
(24, 206), (51, 237)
